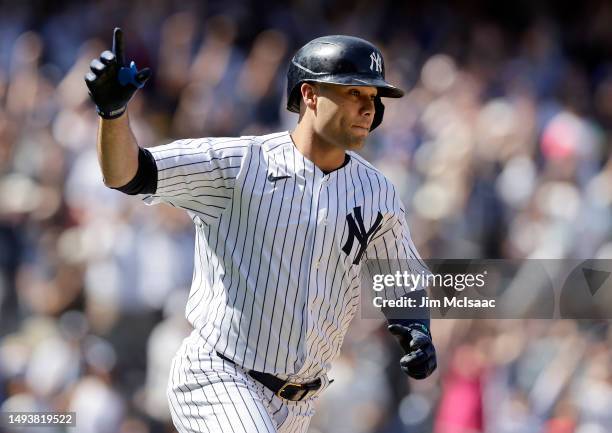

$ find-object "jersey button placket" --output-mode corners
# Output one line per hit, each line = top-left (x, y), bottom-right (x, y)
(311, 174), (327, 274)
(319, 175), (329, 226)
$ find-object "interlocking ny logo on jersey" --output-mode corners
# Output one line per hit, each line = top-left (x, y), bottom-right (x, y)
(370, 52), (382, 73)
(342, 206), (384, 265)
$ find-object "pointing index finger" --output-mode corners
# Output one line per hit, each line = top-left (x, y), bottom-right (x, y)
(112, 27), (125, 66)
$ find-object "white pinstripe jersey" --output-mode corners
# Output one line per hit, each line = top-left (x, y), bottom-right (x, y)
(144, 131), (424, 380)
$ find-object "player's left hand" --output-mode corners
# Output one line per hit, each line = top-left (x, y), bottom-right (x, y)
(388, 324), (437, 379)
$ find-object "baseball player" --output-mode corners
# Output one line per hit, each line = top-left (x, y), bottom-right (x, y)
(85, 28), (437, 433)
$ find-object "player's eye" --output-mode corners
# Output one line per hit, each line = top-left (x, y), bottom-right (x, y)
(350, 89), (360, 96)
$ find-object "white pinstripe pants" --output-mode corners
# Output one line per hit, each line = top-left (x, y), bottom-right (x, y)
(167, 335), (325, 433)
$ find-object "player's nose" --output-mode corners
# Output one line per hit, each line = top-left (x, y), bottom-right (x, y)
(360, 97), (375, 121)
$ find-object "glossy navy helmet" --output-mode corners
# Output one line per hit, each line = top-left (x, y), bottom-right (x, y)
(286, 35), (404, 130)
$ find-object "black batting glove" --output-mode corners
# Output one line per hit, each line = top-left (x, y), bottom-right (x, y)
(388, 323), (437, 379)
(84, 28), (151, 119)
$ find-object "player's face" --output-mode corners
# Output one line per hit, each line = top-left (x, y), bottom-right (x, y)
(313, 84), (377, 150)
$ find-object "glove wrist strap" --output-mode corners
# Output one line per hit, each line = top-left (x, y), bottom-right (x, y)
(408, 323), (431, 338)
(97, 105), (127, 120)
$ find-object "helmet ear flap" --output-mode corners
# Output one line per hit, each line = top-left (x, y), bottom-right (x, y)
(370, 97), (385, 131)
(287, 84), (302, 113)
(288, 81), (317, 113)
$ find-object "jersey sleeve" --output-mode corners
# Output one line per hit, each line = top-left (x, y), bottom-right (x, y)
(363, 210), (430, 301)
(142, 137), (249, 224)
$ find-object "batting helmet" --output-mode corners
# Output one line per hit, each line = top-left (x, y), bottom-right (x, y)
(286, 35), (404, 131)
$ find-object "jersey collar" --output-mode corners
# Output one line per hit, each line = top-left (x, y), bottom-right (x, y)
(281, 131), (352, 180)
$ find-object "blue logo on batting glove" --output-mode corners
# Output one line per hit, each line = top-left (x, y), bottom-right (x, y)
(118, 61), (146, 88)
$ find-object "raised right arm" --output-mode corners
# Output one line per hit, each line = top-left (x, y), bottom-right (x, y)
(84, 27), (151, 188)
(97, 114), (139, 187)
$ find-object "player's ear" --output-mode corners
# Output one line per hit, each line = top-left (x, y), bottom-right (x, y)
(300, 82), (318, 111)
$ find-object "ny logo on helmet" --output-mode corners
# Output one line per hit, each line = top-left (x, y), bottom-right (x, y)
(370, 52), (382, 73)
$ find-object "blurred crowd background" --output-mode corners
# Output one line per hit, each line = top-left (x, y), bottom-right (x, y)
(1, 0), (611, 432)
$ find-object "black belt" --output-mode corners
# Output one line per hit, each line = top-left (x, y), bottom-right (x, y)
(216, 351), (322, 401)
